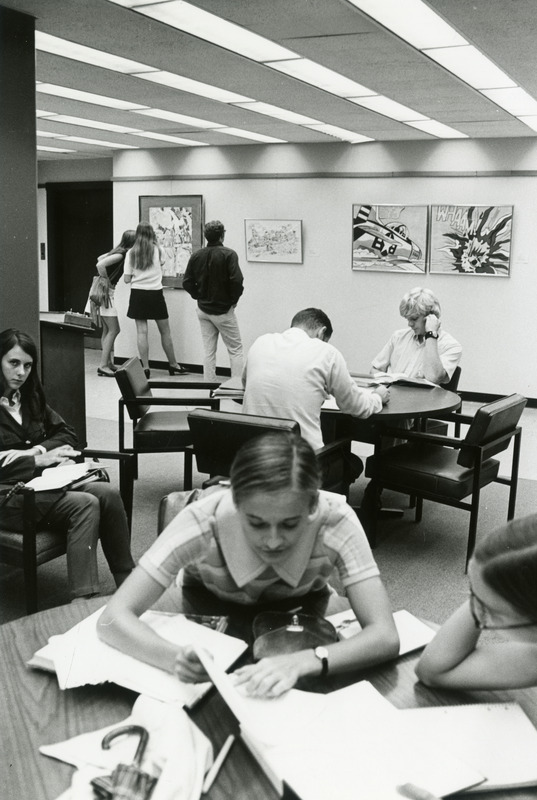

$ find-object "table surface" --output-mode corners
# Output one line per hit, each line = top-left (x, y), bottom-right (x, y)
(3, 598), (537, 800)
(323, 383), (461, 422)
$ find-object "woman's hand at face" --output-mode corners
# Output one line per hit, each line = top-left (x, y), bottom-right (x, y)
(174, 645), (209, 683)
(233, 654), (302, 699)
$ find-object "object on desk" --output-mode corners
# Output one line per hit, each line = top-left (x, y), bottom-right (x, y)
(400, 702), (537, 793)
(201, 734), (235, 794)
(91, 725), (157, 800)
(326, 609), (435, 655)
(195, 647), (484, 800)
(41, 694), (212, 800)
(64, 311), (96, 329)
(372, 371), (437, 388)
(25, 461), (107, 491)
(27, 607), (247, 706)
(211, 376), (244, 398)
(252, 612), (338, 660)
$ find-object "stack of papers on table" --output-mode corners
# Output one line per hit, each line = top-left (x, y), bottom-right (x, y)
(195, 647), (485, 799)
(372, 371), (437, 388)
(211, 376), (244, 398)
(326, 608), (436, 655)
(28, 606), (247, 707)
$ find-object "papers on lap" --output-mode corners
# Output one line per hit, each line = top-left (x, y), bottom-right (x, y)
(25, 461), (103, 491)
(28, 607), (247, 706)
(326, 609), (436, 655)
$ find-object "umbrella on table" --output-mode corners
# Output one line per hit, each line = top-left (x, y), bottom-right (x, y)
(91, 725), (157, 800)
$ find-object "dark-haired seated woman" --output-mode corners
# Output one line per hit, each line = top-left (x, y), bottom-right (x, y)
(417, 514), (537, 690)
(0, 328), (134, 600)
(98, 431), (399, 698)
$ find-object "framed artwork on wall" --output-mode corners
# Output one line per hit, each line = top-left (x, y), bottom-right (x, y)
(139, 195), (203, 287)
(245, 219), (303, 263)
(352, 204), (428, 273)
(429, 205), (513, 276)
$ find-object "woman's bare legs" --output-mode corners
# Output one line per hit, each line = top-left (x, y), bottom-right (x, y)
(100, 316), (120, 370)
(135, 318), (150, 369)
(155, 318), (181, 368)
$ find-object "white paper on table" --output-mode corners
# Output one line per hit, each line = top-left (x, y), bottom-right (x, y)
(196, 646), (484, 800)
(326, 608), (436, 654)
(32, 607), (246, 705)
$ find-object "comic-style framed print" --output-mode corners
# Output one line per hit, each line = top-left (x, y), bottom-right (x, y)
(352, 204), (428, 273)
(429, 205), (513, 276)
(139, 195), (203, 287)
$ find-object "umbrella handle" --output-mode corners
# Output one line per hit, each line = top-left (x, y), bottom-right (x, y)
(101, 724), (149, 768)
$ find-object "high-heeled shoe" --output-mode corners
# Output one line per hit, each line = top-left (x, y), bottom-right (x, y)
(97, 367), (115, 378)
(144, 368), (151, 379)
(168, 364), (189, 375)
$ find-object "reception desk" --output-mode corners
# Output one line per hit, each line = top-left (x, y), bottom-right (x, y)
(40, 313), (89, 446)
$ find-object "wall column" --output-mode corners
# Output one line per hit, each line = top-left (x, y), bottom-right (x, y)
(0, 6), (38, 342)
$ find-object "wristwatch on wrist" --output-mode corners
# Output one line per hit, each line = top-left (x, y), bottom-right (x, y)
(425, 331), (439, 340)
(313, 646), (329, 677)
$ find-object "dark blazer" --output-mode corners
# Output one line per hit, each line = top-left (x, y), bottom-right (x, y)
(0, 403), (78, 526)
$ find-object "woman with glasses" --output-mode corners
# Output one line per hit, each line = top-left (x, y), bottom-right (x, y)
(416, 514), (537, 689)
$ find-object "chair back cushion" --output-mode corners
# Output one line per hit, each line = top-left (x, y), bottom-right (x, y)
(458, 393), (527, 467)
(442, 365), (462, 392)
(188, 409), (299, 476)
(115, 357), (152, 420)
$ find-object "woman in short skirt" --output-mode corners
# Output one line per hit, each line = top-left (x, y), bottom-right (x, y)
(124, 222), (188, 377)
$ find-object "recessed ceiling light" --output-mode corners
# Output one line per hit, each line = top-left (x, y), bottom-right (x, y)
(233, 102), (321, 126)
(35, 31), (156, 74)
(36, 109), (55, 118)
(481, 87), (537, 116)
(137, 70), (252, 103)
(135, 108), (223, 128)
(346, 0), (466, 49)
(217, 128), (286, 143)
(46, 115), (142, 134)
(37, 130), (68, 139)
(127, 0), (297, 62)
(131, 131), (208, 145)
(423, 45), (516, 90)
(60, 135), (139, 149)
(269, 58), (375, 98)
(516, 115), (537, 133)
(349, 95), (428, 122)
(37, 83), (149, 110)
(406, 120), (468, 138)
(37, 145), (76, 153)
(306, 124), (373, 144)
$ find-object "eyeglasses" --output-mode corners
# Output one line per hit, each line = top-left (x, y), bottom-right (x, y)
(468, 585), (537, 631)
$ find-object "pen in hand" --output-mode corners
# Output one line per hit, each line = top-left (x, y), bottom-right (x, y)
(202, 734), (235, 794)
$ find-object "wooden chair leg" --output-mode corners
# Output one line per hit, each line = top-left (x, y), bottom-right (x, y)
(183, 449), (193, 491)
(22, 491), (38, 614)
(415, 496), (423, 522)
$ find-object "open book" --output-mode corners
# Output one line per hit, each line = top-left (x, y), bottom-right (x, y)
(27, 606), (247, 707)
(195, 647), (484, 799)
(25, 461), (104, 491)
(372, 371), (437, 388)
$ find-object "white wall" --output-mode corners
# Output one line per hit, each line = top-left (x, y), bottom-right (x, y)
(110, 138), (537, 397)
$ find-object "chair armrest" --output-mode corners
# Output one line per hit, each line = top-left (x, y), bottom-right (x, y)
(121, 396), (220, 407)
(383, 426), (465, 449)
(148, 380), (222, 390)
(316, 437), (352, 458)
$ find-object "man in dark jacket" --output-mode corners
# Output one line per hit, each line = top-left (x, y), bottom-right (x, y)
(183, 220), (244, 381)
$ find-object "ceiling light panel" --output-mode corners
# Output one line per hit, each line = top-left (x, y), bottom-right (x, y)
(37, 145), (76, 153)
(233, 102), (321, 126)
(137, 70), (252, 103)
(35, 32), (156, 74)
(406, 119), (468, 138)
(217, 128), (286, 143)
(46, 115), (142, 134)
(480, 88), (537, 117)
(423, 45), (516, 90)
(305, 124), (373, 144)
(37, 83), (149, 110)
(131, 130), (208, 145)
(349, 95), (428, 122)
(60, 135), (139, 148)
(132, 0), (297, 62)
(135, 108), (223, 128)
(268, 58), (374, 98)
(346, 0), (467, 50)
